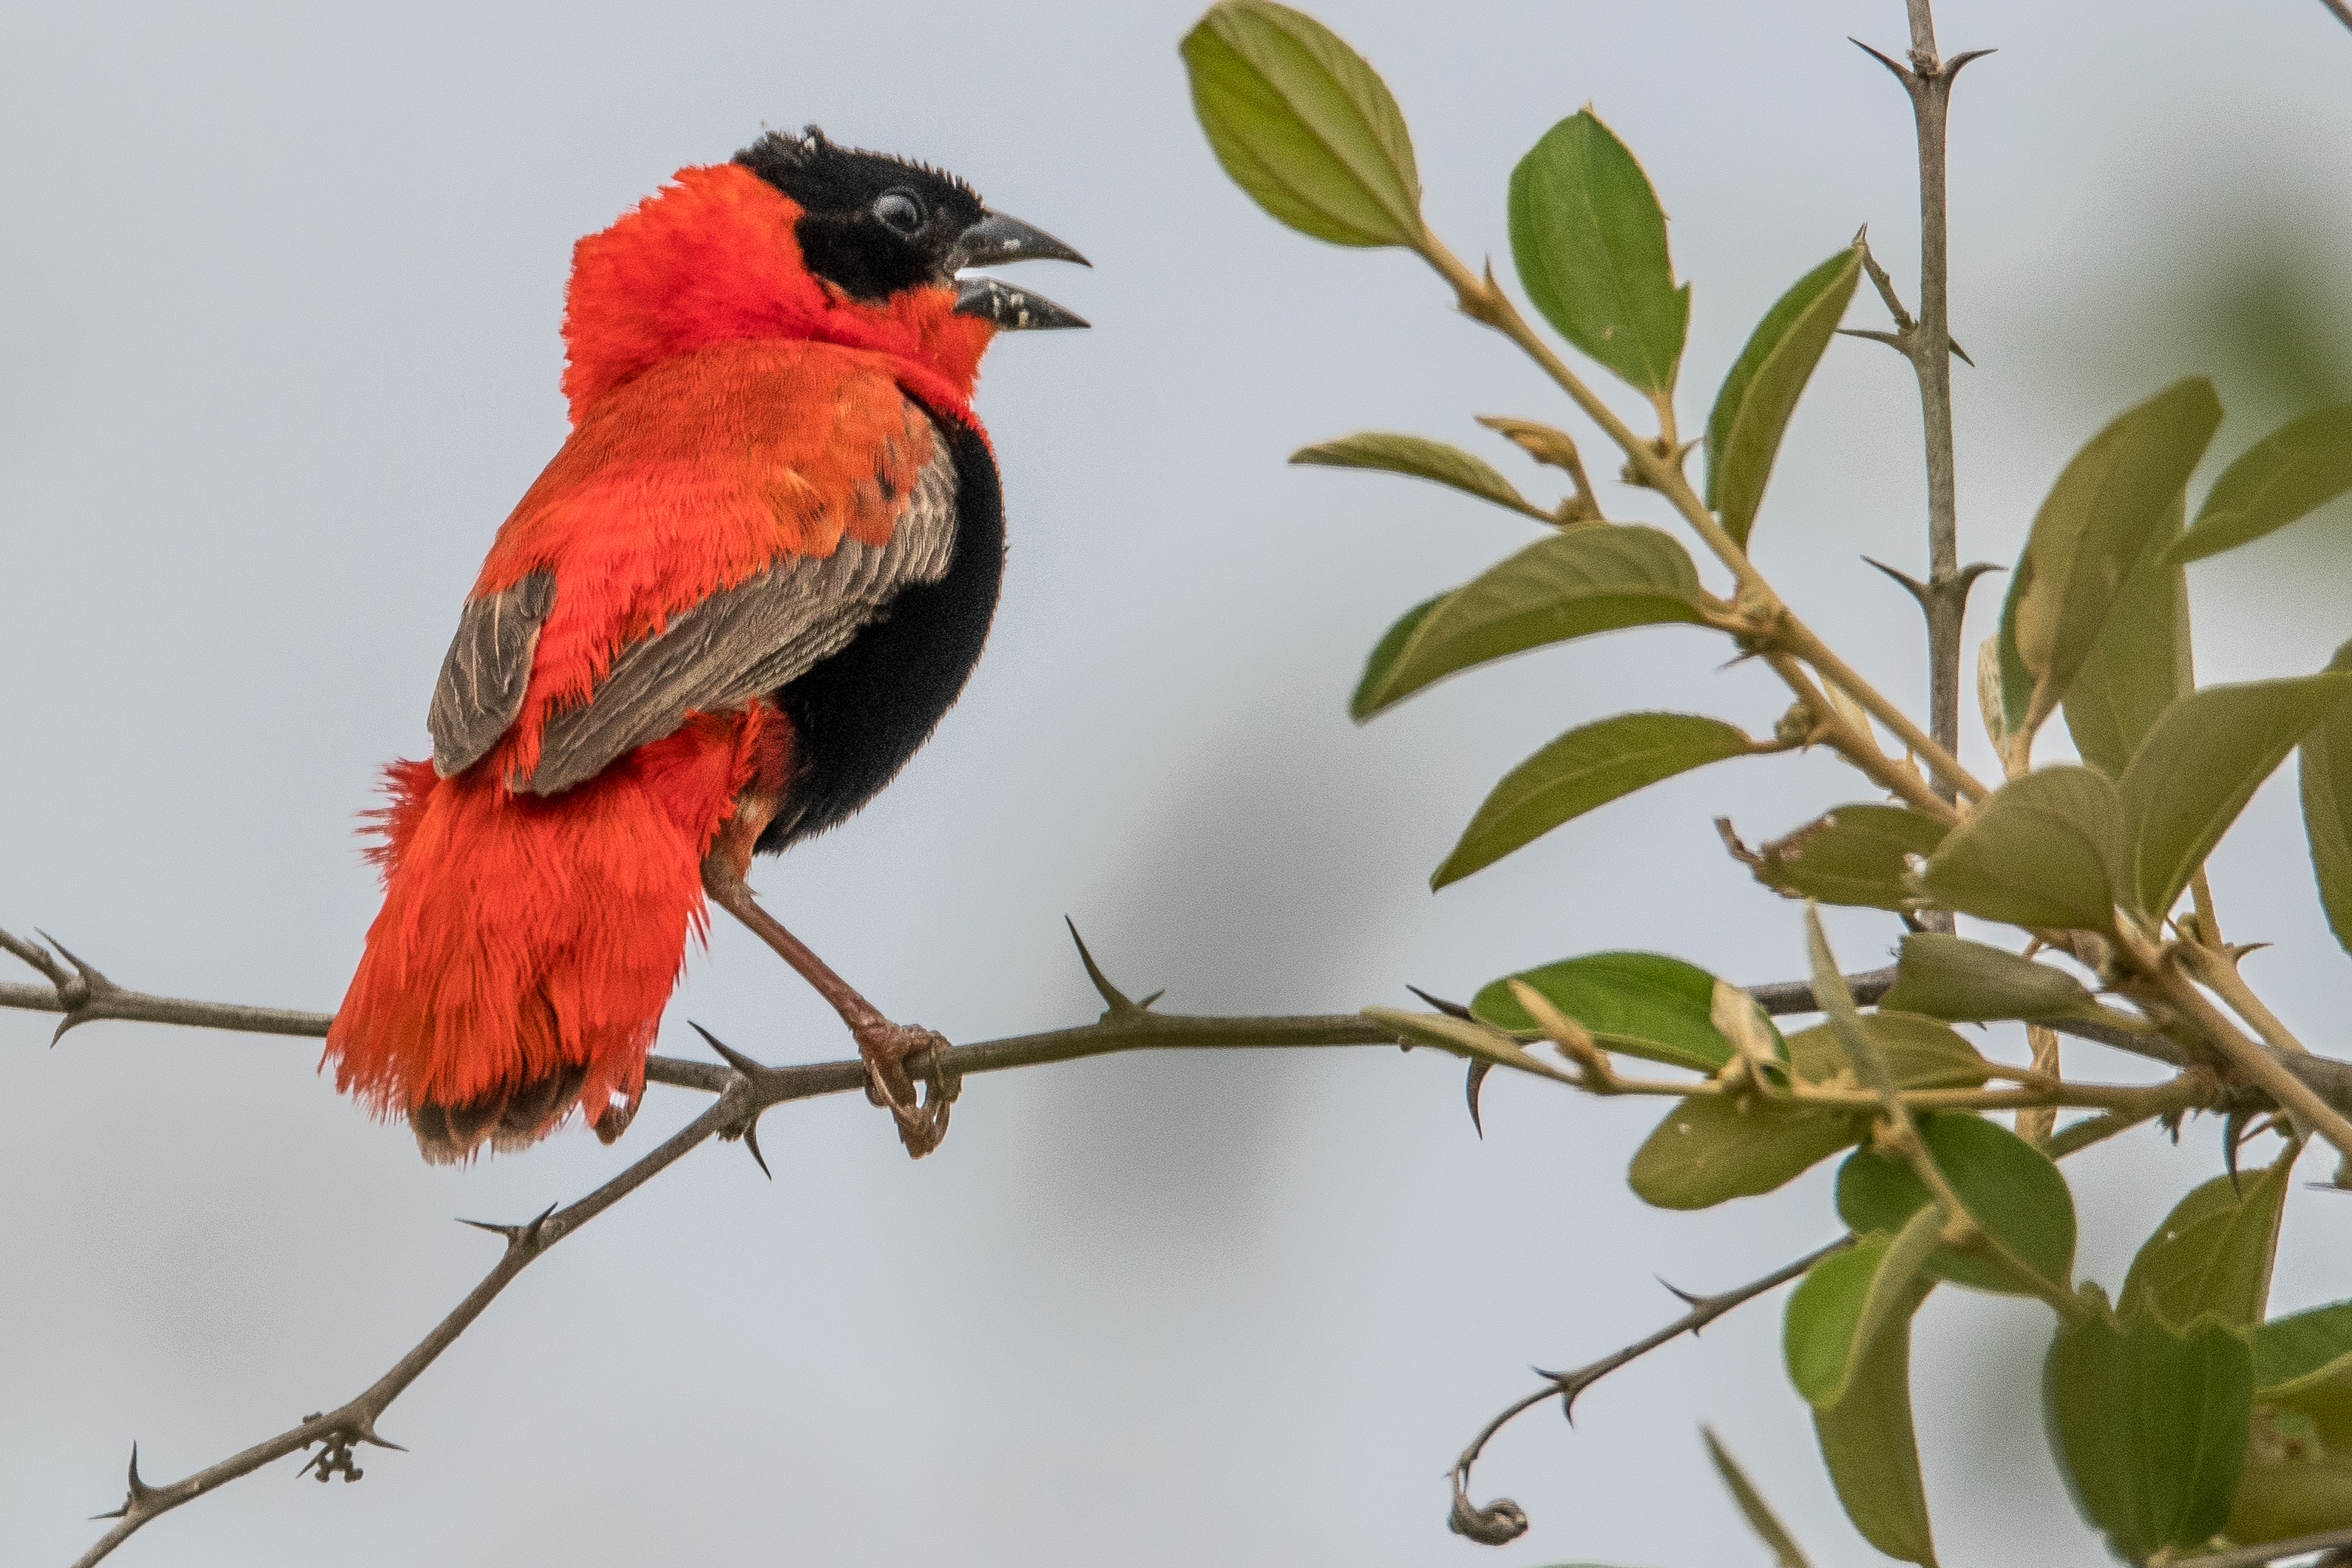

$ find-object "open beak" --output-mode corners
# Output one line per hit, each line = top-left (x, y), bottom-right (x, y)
(952, 209), (1089, 330)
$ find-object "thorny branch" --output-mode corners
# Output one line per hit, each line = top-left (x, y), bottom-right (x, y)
(1849, 10), (1998, 815)
(17, 9), (2352, 1558)
(1447, 1239), (1851, 1546)
(9, 911), (2342, 1564)
(1, 922), (1400, 1567)
(69, 1093), (742, 1568)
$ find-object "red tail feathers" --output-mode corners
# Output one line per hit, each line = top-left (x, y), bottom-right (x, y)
(326, 706), (781, 1162)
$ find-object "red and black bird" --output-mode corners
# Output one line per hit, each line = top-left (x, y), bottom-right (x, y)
(325, 128), (1085, 1162)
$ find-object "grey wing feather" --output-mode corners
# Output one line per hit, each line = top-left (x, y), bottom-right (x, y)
(520, 433), (959, 796)
(429, 569), (556, 778)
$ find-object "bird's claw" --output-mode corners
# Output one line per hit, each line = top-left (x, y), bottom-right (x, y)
(855, 1019), (960, 1158)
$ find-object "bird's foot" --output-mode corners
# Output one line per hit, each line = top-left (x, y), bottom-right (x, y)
(855, 1019), (960, 1158)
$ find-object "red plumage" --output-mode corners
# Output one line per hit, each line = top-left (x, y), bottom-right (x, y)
(325, 157), (1002, 1160)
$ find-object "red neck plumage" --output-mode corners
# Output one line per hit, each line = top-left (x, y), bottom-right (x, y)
(558, 162), (992, 427)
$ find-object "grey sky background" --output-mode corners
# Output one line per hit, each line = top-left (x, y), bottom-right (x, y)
(5, 2), (2352, 1564)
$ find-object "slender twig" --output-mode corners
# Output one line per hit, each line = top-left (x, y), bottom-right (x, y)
(2189, 868), (2225, 949)
(2172, 1521), (2352, 1568)
(1446, 1238), (1851, 1546)
(2320, 0), (2352, 35)
(18, 937), (2350, 1114)
(1406, 240), (1992, 810)
(1852, 14), (1995, 812)
(2129, 940), (2352, 1161)
(2185, 943), (2310, 1056)
(2017, 1022), (2060, 1145)
(70, 1086), (749, 1567)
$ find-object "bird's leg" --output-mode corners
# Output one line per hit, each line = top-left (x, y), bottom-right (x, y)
(699, 859), (958, 1158)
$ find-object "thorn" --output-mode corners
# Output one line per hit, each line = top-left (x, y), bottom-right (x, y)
(1949, 336), (1976, 367)
(1851, 223), (1869, 247)
(742, 1116), (773, 1180)
(454, 1201), (559, 1246)
(2224, 1107), (2251, 1194)
(689, 1022), (767, 1079)
(1134, 989), (1166, 1011)
(1837, 326), (1908, 352)
(35, 931), (123, 1045)
(1658, 1276), (1707, 1309)
(1863, 555), (1932, 611)
(1465, 1059), (1493, 1138)
(1064, 917), (1143, 1016)
(1850, 35), (1916, 84)
(38, 931), (110, 987)
(92, 1442), (156, 1519)
(353, 1417), (407, 1453)
(1408, 985), (1475, 1021)
(1947, 47), (1997, 76)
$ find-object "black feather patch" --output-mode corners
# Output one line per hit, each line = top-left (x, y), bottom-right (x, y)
(736, 126), (987, 301)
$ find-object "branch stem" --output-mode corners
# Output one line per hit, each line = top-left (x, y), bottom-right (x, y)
(1411, 241), (1990, 809)
(1448, 1238), (1850, 1544)
(2132, 940), (2352, 1161)
(71, 1088), (748, 1567)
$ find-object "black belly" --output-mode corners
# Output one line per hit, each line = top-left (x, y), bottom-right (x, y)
(756, 408), (1005, 852)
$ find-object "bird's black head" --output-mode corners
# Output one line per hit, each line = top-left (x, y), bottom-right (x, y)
(736, 126), (1088, 328)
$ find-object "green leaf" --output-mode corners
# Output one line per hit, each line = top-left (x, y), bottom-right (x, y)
(2228, 1403), (2352, 1550)
(1996, 379), (2223, 739)
(1434, 713), (1760, 887)
(1785, 1011), (1991, 1093)
(1704, 1427), (1816, 1568)
(2120, 1157), (2292, 1332)
(1181, 1), (1424, 249)
(2255, 1303), (2352, 1470)
(2257, 1300), (2352, 1405)
(1786, 1209), (1943, 1408)
(1290, 432), (1544, 517)
(2044, 1304), (2253, 1562)
(2063, 496), (2192, 778)
(1837, 1113), (2078, 1295)
(2168, 402), (2352, 566)
(1472, 951), (1755, 1073)
(1877, 931), (2107, 1023)
(2302, 641), (2352, 960)
(1352, 526), (1713, 718)
(1507, 109), (1690, 397)
(1912, 766), (2124, 931)
(2120, 673), (2352, 919)
(1706, 246), (1864, 549)
(1350, 594), (1442, 721)
(1629, 1093), (1863, 1210)
(1748, 803), (1948, 912)
(1812, 1273), (1941, 1566)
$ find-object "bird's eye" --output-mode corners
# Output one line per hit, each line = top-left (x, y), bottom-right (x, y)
(873, 189), (925, 237)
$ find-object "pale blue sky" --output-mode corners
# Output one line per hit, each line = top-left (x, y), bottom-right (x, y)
(5, 3), (2352, 1564)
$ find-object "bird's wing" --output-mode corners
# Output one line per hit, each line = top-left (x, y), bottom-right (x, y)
(428, 569), (557, 779)
(426, 357), (960, 792)
(518, 442), (955, 794)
